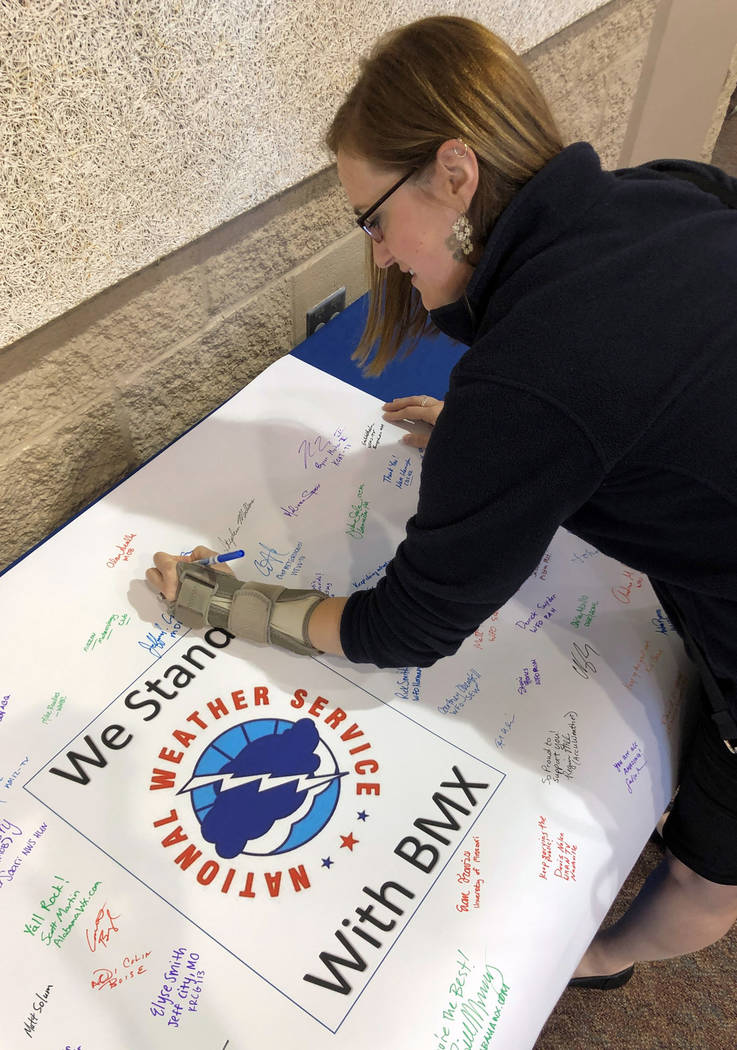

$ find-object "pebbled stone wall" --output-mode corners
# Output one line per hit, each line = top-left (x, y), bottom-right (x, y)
(0, 0), (710, 572)
(1, 0), (612, 351)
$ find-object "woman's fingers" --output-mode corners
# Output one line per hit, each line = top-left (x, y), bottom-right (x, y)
(383, 395), (441, 411)
(147, 550), (182, 600)
(187, 545), (218, 563)
(146, 545), (235, 603)
(144, 565), (165, 593)
(382, 404), (427, 421)
(382, 395), (444, 427)
(382, 395), (427, 410)
(187, 546), (236, 578)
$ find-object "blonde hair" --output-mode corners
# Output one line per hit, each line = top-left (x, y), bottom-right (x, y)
(326, 16), (563, 374)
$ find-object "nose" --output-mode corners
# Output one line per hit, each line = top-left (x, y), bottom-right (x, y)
(371, 237), (393, 269)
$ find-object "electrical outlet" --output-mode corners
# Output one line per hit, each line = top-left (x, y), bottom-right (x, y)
(306, 287), (346, 338)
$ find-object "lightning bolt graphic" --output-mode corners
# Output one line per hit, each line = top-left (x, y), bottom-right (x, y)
(177, 769), (346, 797)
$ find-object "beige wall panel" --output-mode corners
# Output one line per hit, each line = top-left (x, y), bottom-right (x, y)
(703, 38), (737, 163)
(624, 0), (737, 164)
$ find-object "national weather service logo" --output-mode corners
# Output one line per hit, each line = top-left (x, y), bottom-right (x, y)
(148, 685), (381, 898)
(181, 718), (345, 858)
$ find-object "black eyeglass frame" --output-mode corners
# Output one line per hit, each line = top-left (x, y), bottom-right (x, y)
(355, 169), (417, 239)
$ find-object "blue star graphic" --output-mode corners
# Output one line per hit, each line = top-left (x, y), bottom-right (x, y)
(321, 856), (334, 869)
(357, 810), (369, 821)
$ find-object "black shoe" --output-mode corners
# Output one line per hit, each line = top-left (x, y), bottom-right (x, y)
(568, 964), (635, 990)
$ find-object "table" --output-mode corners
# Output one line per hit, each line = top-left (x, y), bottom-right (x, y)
(0, 304), (689, 1049)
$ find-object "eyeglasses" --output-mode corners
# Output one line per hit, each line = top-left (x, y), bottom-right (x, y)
(355, 169), (417, 242)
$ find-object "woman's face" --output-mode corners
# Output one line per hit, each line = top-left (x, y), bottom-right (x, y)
(337, 149), (476, 311)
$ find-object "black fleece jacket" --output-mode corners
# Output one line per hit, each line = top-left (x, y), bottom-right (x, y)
(340, 143), (737, 712)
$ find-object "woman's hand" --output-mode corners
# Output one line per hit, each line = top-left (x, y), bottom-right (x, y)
(382, 395), (444, 449)
(145, 545), (234, 602)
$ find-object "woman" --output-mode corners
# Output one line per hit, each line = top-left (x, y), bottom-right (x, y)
(148, 16), (737, 988)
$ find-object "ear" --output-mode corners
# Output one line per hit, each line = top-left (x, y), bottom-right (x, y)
(433, 139), (479, 211)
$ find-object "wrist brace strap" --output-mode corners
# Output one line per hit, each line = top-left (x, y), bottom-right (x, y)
(173, 561), (327, 656)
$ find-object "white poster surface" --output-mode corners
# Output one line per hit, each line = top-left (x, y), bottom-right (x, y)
(0, 355), (688, 1050)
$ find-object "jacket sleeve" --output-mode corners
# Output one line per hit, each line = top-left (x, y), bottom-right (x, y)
(339, 370), (607, 667)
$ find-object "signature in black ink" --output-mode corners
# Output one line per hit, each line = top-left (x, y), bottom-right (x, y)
(571, 642), (599, 680)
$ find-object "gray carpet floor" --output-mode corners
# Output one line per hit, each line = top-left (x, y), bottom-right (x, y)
(534, 840), (737, 1049)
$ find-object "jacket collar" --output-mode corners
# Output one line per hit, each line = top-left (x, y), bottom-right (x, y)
(429, 142), (611, 345)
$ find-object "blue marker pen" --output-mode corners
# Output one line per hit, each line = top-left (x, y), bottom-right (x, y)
(194, 549), (245, 567)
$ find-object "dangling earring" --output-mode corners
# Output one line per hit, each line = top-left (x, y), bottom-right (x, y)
(448, 139), (472, 258)
(451, 213), (474, 258)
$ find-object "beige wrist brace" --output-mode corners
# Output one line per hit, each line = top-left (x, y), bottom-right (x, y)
(173, 561), (328, 656)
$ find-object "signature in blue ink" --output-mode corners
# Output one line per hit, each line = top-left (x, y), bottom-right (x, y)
(138, 612), (184, 655)
(253, 542), (287, 578)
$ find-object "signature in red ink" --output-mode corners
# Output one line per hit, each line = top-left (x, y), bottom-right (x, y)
(85, 904), (121, 952)
(610, 569), (644, 605)
(91, 968), (116, 989)
(106, 533), (136, 569)
(90, 952), (150, 990)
